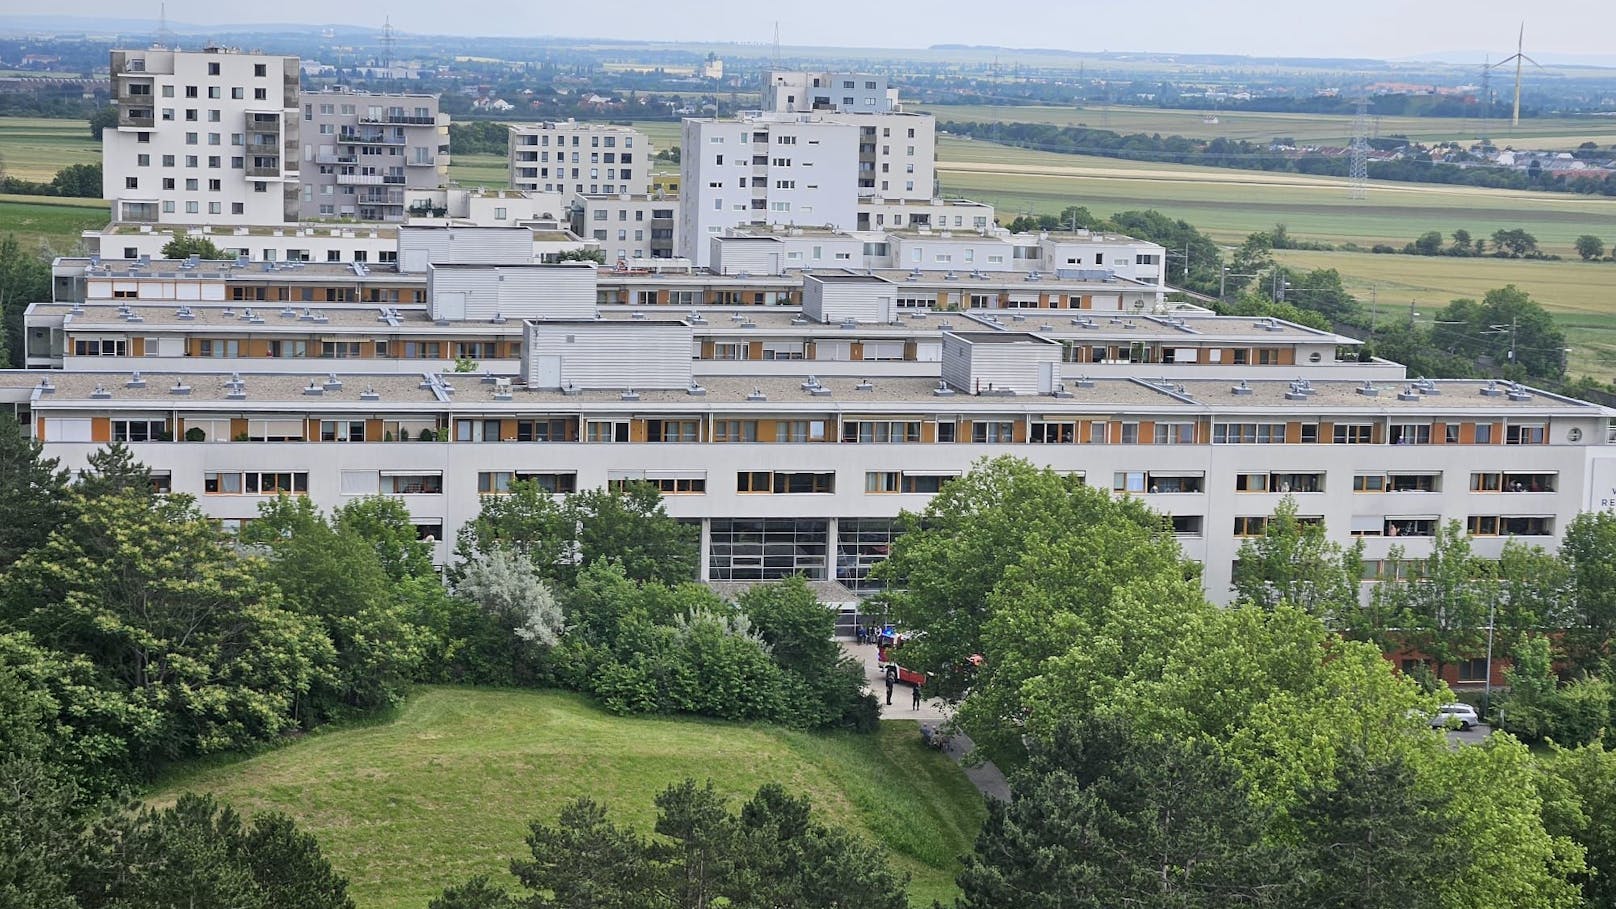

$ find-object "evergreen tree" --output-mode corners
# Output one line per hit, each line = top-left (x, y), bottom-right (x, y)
(0, 413), (69, 569)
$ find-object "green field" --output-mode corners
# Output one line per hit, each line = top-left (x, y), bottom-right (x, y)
(920, 103), (1616, 148)
(0, 195), (106, 254)
(0, 116), (100, 181)
(936, 137), (1616, 257)
(1273, 248), (1616, 380)
(150, 687), (986, 909)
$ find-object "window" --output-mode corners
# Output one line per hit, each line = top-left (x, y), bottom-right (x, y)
(515, 419), (572, 442)
(1114, 472), (1203, 494)
(1236, 473), (1270, 492)
(205, 471), (308, 495)
(112, 419), (166, 442)
(738, 471), (835, 494)
(382, 473), (443, 495)
(1233, 516), (1269, 537)
(776, 420), (827, 443)
(646, 419), (701, 443)
(320, 420), (367, 442)
(1389, 423), (1432, 445)
(586, 420), (630, 443)
(1333, 423), (1374, 444)
(936, 421), (957, 443)
(1029, 421), (1076, 443)
(72, 338), (128, 356)
(1475, 423), (1494, 444)
(1507, 424), (1546, 445)
(971, 421), (1015, 443)
(713, 420), (758, 443)
(254, 63), (267, 77)
(843, 421), (920, 444)
(1457, 658), (1489, 682)
(321, 341), (362, 359)
(1154, 422), (1195, 445)
(477, 471), (578, 494)
(1388, 473), (1440, 493)
(866, 471), (900, 493)
(1354, 474), (1387, 493)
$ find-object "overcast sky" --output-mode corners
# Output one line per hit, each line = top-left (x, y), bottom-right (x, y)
(18, 0), (1616, 62)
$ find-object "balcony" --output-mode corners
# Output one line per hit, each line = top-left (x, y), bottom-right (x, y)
(245, 165), (282, 178)
(359, 112), (437, 125)
(405, 156), (437, 167)
(339, 130), (405, 145)
(118, 110), (155, 129)
(315, 152), (358, 165)
(337, 173), (384, 185)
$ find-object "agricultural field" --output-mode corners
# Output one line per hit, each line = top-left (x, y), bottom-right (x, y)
(919, 103), (1616, 148)
(0, 115), (100, 181)
(1273, 248), (1616, 381)
(936, 137), (1616, 257)
(151, 686), (986, 909)
(444, 152), (509, 188)
(0, 195), (107, 253)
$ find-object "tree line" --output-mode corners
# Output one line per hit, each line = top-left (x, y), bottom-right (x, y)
(881, 456), (1616, 908)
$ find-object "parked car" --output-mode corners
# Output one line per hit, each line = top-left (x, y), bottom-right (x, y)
(1431, 703), (1480, 730)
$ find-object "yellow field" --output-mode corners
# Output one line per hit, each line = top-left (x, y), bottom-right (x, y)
(919, 103), (1616, 148)
(0, 116), (101, 181)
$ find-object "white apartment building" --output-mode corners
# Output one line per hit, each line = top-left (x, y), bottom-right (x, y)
(679, 110), (937, 267)
(508, 122), (651, 195)
(105, 47), (301, 226)
(763, 71), (899, 113)
(857, 198), (993, 232)
(298, 88), (450, 222)
(571, 194), (681, 263)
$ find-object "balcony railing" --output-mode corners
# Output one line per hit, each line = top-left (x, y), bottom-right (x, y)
(359, 113), (437, 125)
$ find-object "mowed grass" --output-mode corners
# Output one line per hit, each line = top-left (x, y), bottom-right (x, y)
(1273, 249), (1616, 380)
(0, 115), (100, 181)
(445, 153), (510, 189)
(0, 195), (106, 254)
(937, 137), (1616, 257)
(149, 687), (986, 909)
(919, 103), (1616, 148)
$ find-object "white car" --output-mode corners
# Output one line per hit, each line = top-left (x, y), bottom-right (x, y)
(1431, 703), (1480, 731)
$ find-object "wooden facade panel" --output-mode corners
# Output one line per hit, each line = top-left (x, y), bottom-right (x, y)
(90, 417), (110, 443)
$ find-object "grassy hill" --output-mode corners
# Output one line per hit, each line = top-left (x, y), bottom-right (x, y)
(150, 687), (986, 909)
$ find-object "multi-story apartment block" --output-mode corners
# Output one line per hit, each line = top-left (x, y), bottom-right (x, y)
(297, 88), (450, 222)
(509, 122), (650, 195)
(571, 194), (681, 264)
(763, 71), (899, 113)
(105, 46), (301, 225)
(679, 110), (937, 267)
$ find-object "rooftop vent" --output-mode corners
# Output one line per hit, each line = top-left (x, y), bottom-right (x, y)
(36, 377), (54, 394)
(1231, 380), (1254, 396)
(1397, 385), (1421, 402)
(790, 315), (810, 325)
(126, 371), (146, 388)
(688, 313), (708, 325)
(323, 373), (342, 391)
(359, 386), (380, 402)
(561, 382), (582, 397)
(840, 318), (858, 330)
(280, 306), (297, 318)
(298, 308), (316, 321)
(630, 311), (646, 320)
(1480, 381), (1505, 398)
(746, 388), (768, 402)
(169, 379), (190, 396)
(176, 306), (196, 320)
(1039, 322), (1054, 332)
(1011, 314), (1026, 322)
(303, 380), (324, 396)
(1412, 377), (1440, 396)
(491, 313), (508, 325)
(1258, 318), (1285, 332)
(855, 379), (875, 392)
(686, 381), (707, 397)
(1071, 375), (1096, 389)
(480, 371), (497, 385)
(221, 307), (236, 318)
(1506, 382), (1533, 402)
(932, 380), (957, 397)
(1051, 382), (1074, 399)
(90, 385), (111, 400)
(620, 389), (640, 401)
(1356, 381), (1379, 397)
(225, 379), (246, 401)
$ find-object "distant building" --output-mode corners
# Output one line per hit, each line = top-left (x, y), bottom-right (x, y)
(508, 121), (651, 196)
(297, 88), (450, 222)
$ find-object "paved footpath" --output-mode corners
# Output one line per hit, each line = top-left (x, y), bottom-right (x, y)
(839, 640), (1011, 802)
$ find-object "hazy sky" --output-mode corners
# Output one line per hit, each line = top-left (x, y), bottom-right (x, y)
(18, 0), (1616, 61)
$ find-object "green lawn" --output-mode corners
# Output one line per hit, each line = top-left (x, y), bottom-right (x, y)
(445, 153), (510, 189)
(150, 687), (986, 909)
(0, 115), (101, 181)
(919, 103), (1616, 148)
(0, 195), (106, 254)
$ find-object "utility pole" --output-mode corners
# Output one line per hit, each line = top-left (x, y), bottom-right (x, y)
(1409, 299), (1418, 328)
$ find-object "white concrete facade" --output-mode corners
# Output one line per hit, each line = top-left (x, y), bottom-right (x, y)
(509, 122), (651, 195)
(571, 194), (680, 263)
(763, 71), (899, 113)
(105, 47), (301, 226)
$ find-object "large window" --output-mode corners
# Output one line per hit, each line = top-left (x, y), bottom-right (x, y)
(1333, 423), (1374, 445)
(382, 472), (443, 494)
(609, 471), (706, 494)
(112, 419), (166, 442)
(709, 518), (828, 581)
(1506, 424), (1546, 445)
(516, 418), (573, 442)
(585, 421), (630, 443)
(73, 338), (127, 357)
(477, 471), (578, 494)
(843, 420), (919, 443)
(836, 518), (898, 594)
(645, 419), (700, 443)
(1029, 421), (1076, 443)
(738, 471), (835, 494)
(1153, 422), (1196, 445)
(320, 420), (366, 442)
(713, 420), (758, 443)
(970, 421), (1015, 443)
(204, 471), (308, 495)
(776, 420), (828, 443)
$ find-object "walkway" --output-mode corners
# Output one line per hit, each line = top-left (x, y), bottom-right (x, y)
(840, 640), (1011, 802)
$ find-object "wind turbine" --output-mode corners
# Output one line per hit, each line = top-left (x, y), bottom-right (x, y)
(1490, 23), (1540, 129)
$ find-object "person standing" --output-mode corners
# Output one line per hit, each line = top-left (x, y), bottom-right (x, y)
(885, 677), (894, 706)
(912, 684), (923, 710)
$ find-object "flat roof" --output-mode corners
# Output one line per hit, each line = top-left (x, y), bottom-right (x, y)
(1173, 378), (1601, 412)
(808, 273), (895, 285)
